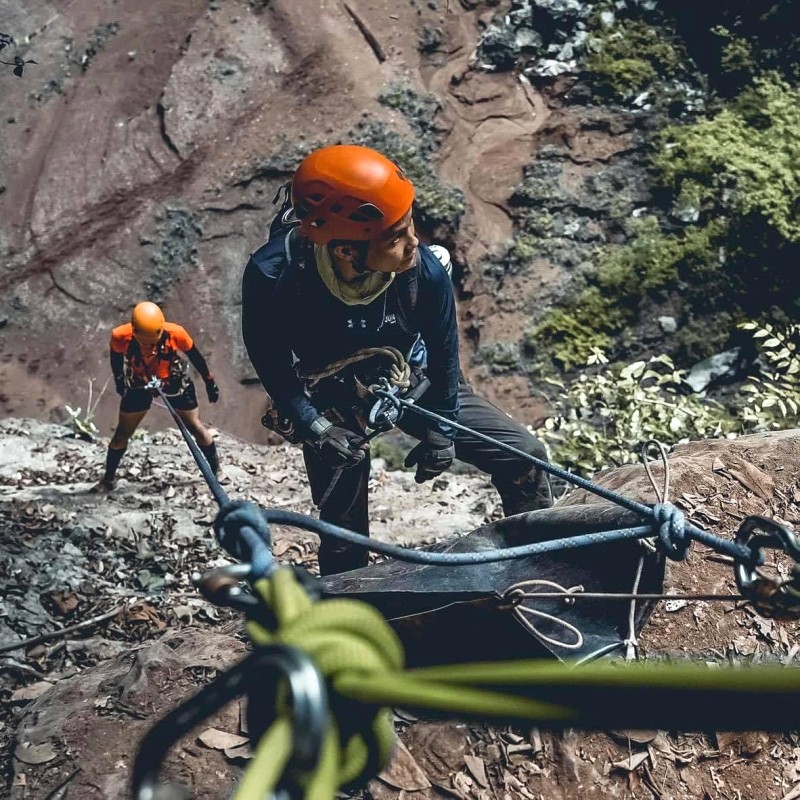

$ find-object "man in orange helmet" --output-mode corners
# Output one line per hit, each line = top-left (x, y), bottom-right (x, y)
(242, 144), (552, 575)
(94, 301), (221, 491)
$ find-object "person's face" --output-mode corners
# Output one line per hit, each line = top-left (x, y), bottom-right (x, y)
(364, 207), (419, 274)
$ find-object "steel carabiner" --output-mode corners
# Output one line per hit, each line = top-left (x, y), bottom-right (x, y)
(734, 515), (800, 619)
(132, 645), (329, 800)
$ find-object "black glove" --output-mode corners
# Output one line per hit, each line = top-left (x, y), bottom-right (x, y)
(114, 376), (126, 397)
(315, 424), (367, 468)
(404, 431), (455, 483)
(205, 377), (220, 403)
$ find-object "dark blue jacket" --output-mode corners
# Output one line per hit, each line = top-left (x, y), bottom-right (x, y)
(241, 228), (460, 436)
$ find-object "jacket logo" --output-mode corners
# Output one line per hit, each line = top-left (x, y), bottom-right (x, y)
(347, 319), (367, 330)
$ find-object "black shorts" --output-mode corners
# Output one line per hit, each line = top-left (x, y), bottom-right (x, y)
(120, 380), (198, 413)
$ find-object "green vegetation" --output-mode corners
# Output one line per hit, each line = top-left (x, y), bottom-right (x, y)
(712, 26), (757, 77)
(661, 0), (799, 92)
(527, 73), (800, 372)
(542, 322), (800, 475)
(654, 74), (800, 243)
(523, 290), (618, 371)
(739, 321), (800, 429)
(527, 218), (725, 369)
(63, 379), (108, 441)
(587, 19), (686, 100)
(542, 353), (735, 475)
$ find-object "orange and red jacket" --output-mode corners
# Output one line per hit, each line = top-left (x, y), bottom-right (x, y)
(110, 322), (196, 387)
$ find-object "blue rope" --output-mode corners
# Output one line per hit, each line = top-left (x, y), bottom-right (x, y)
(155, 389), (274, 578)
(158, 380), (756, 572)
(262, 508), (657, 564)
(383, 394), (756, 565)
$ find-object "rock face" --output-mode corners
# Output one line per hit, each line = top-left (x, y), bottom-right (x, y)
(3, 419), (800, 799)
(0, 0), (665, 442)
(2, 0), (550, 440)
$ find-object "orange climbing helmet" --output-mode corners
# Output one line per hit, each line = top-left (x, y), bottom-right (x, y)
(131, 301), (165, 344)
(291, 145), (415, 245)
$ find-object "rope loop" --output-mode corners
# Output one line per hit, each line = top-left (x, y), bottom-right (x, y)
(302, 346), (410, 390)
(653, 502), (689, 561)
(246, 567), (403, 794)
(214, 500), (275, 578)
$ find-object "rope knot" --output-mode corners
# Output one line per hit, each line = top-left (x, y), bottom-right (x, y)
(248, 568), (403, 790)
(214, 500), (274, 578)
(653, 502), (689, 561)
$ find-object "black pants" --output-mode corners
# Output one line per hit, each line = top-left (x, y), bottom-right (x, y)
(304, 381), (553, 575)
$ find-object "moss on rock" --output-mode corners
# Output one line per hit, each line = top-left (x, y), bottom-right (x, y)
(587, 19), (686, 101)
(654, 74), (800, 243)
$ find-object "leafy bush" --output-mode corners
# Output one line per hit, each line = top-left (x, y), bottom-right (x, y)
(541, 353), (735, 474)
(739, 321), (800, 429)
(540, 319), (800, 475)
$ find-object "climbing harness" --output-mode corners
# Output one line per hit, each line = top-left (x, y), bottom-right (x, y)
(132, 383), (800, 800)
(260, 348), (415, 450)
(316, 375), (431, 510)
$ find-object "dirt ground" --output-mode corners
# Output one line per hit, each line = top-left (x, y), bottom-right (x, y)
(2, 420), (800, 799)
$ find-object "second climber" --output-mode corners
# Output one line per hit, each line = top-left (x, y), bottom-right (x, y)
(94, 301), (221, 491)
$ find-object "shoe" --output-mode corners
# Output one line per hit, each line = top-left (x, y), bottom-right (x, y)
(90, 477), (117, 494)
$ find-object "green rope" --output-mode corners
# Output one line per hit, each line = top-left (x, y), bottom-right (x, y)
(239, 567), (800, 799)
(233, 716), (293, 800)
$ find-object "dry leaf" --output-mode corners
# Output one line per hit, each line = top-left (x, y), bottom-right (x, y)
(15, 741), (57, 765)
(224, 744), (253, 761)
(198, 728), (249, 751)
(612, 752), (649, 772)
(11, 682), (53, 702)
(239, 698), (249, 735)
(464, 754), (489, 788)
(452, 770), (473, 798)
(726, 459), (775, 501)
(51, 591), (80, 616)
(273, 540), (294, 557)
(609, 730), (659, 746)
(650, 733), (674, 757)
(378, 739), (430, 791)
